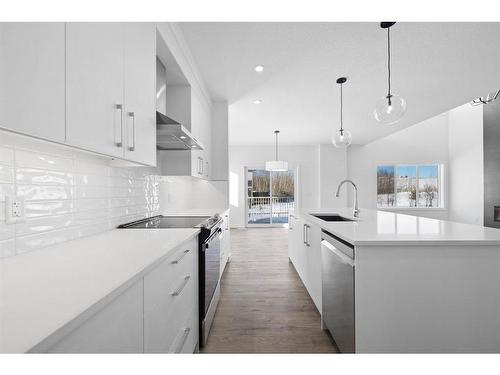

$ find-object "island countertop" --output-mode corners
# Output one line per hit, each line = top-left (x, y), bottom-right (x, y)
(292, 207), (500, 246)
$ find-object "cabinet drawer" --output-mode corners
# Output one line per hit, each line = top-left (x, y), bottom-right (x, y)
(169, 307), (198, 353)
(144, 238), (198, 353)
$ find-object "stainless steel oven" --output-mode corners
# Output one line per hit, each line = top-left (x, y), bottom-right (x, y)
(199, 220), (223, 346)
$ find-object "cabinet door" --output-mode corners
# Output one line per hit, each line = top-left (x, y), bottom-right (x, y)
(0, 23), (65, 142)
(287, 214), (298, 264)
(191, 90), (211, 180)
(306, 222), (322, 312)
(66, 23), (125, 157)
(220, 213), (230, 275)
(46, 280), (144, 353)
(123, 23), (156, 166)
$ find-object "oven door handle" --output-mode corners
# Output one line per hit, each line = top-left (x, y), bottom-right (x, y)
(204, 228), (223, 249)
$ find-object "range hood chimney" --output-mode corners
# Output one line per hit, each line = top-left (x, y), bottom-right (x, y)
(156, 58), (204, 151)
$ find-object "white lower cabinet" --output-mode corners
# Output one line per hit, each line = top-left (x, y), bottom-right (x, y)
(220, 211), (230, 276)
(46, 280), (144, 353)
(40, 237), (199, 353)
(143, 238), (198, 353)
(288, 216), (322, 313)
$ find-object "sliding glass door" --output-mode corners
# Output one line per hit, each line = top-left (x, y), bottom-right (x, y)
(246, 168), (295, 226)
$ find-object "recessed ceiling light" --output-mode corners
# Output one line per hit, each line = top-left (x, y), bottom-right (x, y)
(254, 65), (264, 73)
(179, 135), (187, 139)
(191, 145), (197, 148)
(253, 99), (262, 105)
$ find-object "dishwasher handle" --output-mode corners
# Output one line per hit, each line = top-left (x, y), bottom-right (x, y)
(321, 239), (354, 267)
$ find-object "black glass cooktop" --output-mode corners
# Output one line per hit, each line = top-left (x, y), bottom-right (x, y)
(118, 215), (211, 229)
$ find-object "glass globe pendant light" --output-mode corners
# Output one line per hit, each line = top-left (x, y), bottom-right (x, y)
(374, 22), (407, 125)
(265, 130), (288, 171)
(332, 77), (352, 148)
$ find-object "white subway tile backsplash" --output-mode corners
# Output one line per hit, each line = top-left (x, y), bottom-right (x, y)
(15, 149), (74, 171)
(0, 165), (14, 183)
(0, 183), (15, 201)
(25, 200), (75, 218)
(16, 168), (73, 186)
(17, 185), (74, 201)
(0, 222), (15, 241)
(0, 130), (160, 258)
(0, 146), (14, 165)
(74, 173), (108, 187)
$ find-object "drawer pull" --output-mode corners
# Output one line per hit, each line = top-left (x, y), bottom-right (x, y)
(171, 249), (190, 264)
(174, 328), (191, 353)
(171, 275), (191, 297)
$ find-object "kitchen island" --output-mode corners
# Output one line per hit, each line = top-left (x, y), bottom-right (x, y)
(289, 208), (500, 353)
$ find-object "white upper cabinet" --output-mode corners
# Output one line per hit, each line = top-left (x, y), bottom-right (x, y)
(66, 22), (156, 165)
(191, 90), (212, 180)
(0, 23), (65, 142)
(66, 23), (125, 158)
(123, 23), (156, 166)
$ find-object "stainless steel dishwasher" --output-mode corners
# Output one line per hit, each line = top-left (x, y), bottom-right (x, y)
(321, 230), (355, 353)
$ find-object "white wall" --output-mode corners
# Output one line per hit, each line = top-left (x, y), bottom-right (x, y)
(318, 144), (348, 208)
(347, 113), (450, 220)
(229, 145), (318, 228)
(448, 104), (484, 225)
(228, 144), (347, 228)
(347, 103), (484, 224)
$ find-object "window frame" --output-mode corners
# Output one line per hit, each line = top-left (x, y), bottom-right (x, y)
(376, 163), (444, 210)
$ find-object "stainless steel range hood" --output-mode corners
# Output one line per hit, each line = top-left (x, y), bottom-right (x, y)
(156, 57), (204, 151)
(156, 111), (204, 151)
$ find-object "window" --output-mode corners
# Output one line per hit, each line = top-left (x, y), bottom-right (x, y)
(377, 164), (442, 208)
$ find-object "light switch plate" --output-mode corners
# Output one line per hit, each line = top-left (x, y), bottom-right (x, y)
(5, 196), (25, 224)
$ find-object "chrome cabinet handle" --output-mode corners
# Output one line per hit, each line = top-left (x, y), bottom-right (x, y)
(303, 224), (307, 244)
(171, 275), (191, 296)
(170, 249), (190, 265)
(174, 328), (191, 353)
(289, 215), (293, 230)
(115, 104), (123, 147)
(128, 112), (135, 151)
(306, 224), (311, 247)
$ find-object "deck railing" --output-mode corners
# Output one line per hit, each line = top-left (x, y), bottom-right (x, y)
(247, 196), (294, 224)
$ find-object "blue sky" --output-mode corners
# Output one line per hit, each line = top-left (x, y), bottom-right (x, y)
(419, 165), (439, 178)
(396, 166), (416, 178)
(378, 165), (438, 178)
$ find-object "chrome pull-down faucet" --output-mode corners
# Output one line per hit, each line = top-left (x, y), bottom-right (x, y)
(335, 179), (359, 218)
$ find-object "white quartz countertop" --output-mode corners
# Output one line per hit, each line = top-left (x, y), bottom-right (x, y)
(294, 207), (500, 246)
(0, 227), (200, 353)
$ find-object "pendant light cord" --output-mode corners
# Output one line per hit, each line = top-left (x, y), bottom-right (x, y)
(340, 82), (344, 135)
(387, 27), (392, 103)
(275, 131), (278, 161)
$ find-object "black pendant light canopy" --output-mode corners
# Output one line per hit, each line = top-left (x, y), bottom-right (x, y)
(374, 22), (407, 125)
(332, 77), (352, 148)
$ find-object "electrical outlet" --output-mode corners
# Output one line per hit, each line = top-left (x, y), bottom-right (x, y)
(5, 196), (25, 224)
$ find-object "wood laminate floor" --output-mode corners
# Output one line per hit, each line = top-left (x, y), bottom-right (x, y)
(201, 227), (338, 353)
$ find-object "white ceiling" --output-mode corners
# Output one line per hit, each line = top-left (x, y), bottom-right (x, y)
(178, 22), (500, 145)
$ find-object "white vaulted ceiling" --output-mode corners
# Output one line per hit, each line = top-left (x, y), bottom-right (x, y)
(178, 22), (500, 145)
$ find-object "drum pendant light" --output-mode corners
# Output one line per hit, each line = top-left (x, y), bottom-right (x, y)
(265, 130), (288, 171)
(374, 22), (407, 125)
(332, 77), (352, 148)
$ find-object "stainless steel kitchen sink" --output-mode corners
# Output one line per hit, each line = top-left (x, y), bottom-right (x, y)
(311, 214), (355, 222)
